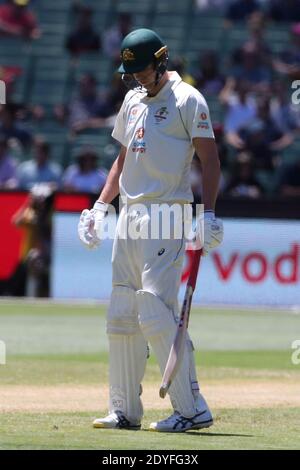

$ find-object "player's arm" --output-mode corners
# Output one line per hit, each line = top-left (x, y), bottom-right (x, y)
(78, 145), (127, 249)
(192, 137), (220, 211)
(97, 145), (127, 204)
(192, 137), (223, 255)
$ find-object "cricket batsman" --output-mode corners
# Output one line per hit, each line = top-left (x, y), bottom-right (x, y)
(78, 29), (223, 432)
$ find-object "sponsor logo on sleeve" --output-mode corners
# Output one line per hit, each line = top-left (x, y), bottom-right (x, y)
(128, 106), (138, 124)
(197, 111), (210, 129)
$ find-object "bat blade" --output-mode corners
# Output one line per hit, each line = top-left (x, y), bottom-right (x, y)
(159, 249), (202, 399)
(159, 289), (192, 398)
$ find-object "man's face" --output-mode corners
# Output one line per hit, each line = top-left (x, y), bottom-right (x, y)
(133, 63), (156, 92)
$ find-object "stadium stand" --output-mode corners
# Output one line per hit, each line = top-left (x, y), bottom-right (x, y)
(0, 0), (299, 197)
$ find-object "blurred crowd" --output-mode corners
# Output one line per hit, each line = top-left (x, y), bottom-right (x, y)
(1, 0), (300, 297)
(1, 0), (300, 200)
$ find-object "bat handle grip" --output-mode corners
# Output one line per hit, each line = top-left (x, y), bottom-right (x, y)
(188, 249), (202, 290)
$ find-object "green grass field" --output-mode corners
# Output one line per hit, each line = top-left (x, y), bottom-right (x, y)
(0, 301), (300, 450)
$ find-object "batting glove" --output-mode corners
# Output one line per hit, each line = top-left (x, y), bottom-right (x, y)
(78, 201), (108, 249)
(196, 210), (223, 256)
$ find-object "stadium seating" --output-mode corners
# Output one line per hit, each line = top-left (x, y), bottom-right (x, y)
(0, 0), (297, 195)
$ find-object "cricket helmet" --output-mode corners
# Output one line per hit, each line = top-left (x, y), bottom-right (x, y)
(118, 28), (168, 74)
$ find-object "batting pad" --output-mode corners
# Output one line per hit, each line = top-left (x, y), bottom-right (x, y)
(187, 335), (201, 400)
(136, 290), (197, 417)
(109, 333), (148, 423)
(107, 285), (140, 335)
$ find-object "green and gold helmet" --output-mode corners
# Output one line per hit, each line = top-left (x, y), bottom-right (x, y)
(118, 28), (168, 74)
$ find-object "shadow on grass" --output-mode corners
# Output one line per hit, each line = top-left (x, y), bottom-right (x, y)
(142, 429), (253, 438)
(186, 431), (254, 438)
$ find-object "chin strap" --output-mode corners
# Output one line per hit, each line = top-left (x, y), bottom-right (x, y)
(121, 71), (165, 95)
(121, 74), (143, 92)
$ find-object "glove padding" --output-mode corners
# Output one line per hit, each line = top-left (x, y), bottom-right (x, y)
(78, 202), (107, 249)
(196, 211), (223, 256)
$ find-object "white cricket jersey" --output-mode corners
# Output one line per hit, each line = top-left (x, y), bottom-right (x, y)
(112, 71), (215, 204)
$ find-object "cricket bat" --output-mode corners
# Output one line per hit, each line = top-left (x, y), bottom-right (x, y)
(159, 248), (202, 399)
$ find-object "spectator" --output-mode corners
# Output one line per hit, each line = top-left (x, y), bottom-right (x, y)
(90, 73), (128, 129)
(278, 160), (300, 197)
(0, 0), (40, 40)
(169, 56), (196, 87)
(17, 136), (62, 189)
(220, 78), (257, 149)
(269, 0), (300, 23)
(225, 151), (264, 197)
(0, 133), (18, 188)
(239, 96), (294, 169)
(0, 104), (32, 151)
(194, 51), (225, 95)
(54, 74), (112, 134)
(225, 0), (261, 24)
(273, 23), (300, 80)
(99, 72), (127, 125)
(233, 11), (271, 70)
(66, 6), (101, 56)
(102, 12), (132, 63)
(12, 183), (55, 297)
(229, 41), (272, 90)
(270, 80), (300, 133)
(62, 147), (107, 193)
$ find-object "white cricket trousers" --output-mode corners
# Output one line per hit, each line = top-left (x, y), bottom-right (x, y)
(112, 203), (186, 309)
(107, 202), (199, 420)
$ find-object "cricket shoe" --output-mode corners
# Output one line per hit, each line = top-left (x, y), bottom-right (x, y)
(149, 406), (213, 433)
(93, 411), (141, 430)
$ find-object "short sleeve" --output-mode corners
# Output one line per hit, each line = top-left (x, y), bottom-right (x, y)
(185, 92), (215, 140)
(111, 98), (127, 146)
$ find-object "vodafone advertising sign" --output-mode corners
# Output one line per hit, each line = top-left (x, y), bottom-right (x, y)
(184, 219), (300, 306)
(52, 215), (300, 306)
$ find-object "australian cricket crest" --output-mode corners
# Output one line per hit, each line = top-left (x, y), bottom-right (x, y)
(154, 106), (169, 124)
(122, 48), (135, 62)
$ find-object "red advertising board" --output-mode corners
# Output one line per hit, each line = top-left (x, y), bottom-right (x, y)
(0, 192), (90, 281)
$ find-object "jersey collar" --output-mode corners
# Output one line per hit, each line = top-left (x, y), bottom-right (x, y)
(143, 71), (182, 102)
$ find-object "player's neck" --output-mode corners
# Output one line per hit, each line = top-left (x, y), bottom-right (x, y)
(147, 72), (169, 97)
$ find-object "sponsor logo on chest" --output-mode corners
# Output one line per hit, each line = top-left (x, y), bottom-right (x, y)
(132, 127), (146, 153)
